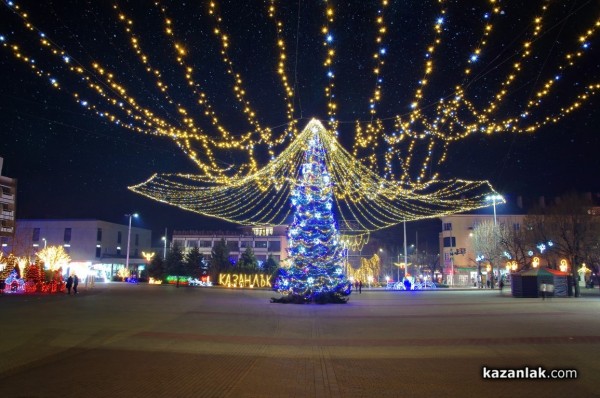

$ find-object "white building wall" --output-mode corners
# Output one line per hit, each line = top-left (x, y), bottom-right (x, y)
(0, 156), (17, 244)
(11, 219), (152, 265)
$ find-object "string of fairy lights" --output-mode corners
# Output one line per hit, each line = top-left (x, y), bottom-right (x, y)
(267, 0), (300, 145)
(131, 119), (501, 231)
(1, 1), (598, 231)
(320, 0), (338, 133)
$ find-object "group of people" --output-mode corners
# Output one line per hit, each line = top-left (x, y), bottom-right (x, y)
(471, 275), (505, 290)
(353, 280), (363, 294)
(65, 274), (79, 295)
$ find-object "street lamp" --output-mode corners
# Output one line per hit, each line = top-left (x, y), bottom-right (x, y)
(403, 220), (408, 278)
(161, 236), (167, 260)
(42, 238), (47, 249)
(559, 259), (568, 273)
(125, 213), (139, 273)
(397, 252), (401, 283)
(485, 194), (503, 225)
(485, 194), (503, 289)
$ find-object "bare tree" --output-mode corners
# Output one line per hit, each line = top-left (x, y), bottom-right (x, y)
(497, 217), (536, 271)
(9, 227), (37, 261)
(525, 193), (600, 297)
(471, 220), (503, 288)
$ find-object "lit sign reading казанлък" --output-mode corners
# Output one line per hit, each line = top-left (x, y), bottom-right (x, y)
(219, 273), (272, 288)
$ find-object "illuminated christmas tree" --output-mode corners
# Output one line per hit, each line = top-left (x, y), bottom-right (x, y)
(272, 125), (351, 303)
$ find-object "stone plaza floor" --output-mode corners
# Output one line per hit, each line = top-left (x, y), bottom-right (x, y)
(1, 283), (599, 397)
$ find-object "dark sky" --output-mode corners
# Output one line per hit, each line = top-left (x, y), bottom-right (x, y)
(0, 0), (598, 248)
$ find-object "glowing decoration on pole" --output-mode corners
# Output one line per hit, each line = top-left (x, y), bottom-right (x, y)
(142, 252), (155, 262)
(559, 259), (568, 273)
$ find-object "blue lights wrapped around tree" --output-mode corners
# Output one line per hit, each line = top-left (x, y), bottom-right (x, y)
(272, 124), (351, 303)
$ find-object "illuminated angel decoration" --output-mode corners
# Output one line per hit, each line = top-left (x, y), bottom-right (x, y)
(1, 1), (598, 232)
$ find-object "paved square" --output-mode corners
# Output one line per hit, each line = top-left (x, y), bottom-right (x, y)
(1, 284), (599, 397)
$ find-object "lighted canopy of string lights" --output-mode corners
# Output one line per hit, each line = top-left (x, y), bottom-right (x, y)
(1, 0), (598, 229)
(131, 119), (500, 230)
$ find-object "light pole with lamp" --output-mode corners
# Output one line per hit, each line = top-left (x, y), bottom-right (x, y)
(397, 252), (401, 284)
(403, 220), (408, 279)
(378, 248), (384, 282)
(161, 228), (168, 260)
(485, 194), (503, 226)
(485, 194), (503, 288)
(125, 213), (139, 274)
(42, 238), (47, 249)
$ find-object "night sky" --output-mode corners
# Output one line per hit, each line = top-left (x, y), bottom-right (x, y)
(0, 0), (598, 247)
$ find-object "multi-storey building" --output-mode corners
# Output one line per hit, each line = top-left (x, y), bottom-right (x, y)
(0, 157), (17, 251)
(439, 194), (600, 286)
(439, 213), (525, 286)
(172, 225), (289, 265)
(10, 219), (152, 280)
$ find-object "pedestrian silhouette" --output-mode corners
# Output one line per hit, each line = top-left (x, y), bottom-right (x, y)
(540, 283), (547, 300)
(358, 280), (362, 294)
(73, 274), (79, 294)
(66, 275), (73, 295)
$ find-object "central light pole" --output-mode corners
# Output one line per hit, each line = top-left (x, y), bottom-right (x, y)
(125, 213), (139, 273)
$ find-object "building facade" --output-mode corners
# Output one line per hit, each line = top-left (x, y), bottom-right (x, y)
(172, 225), (290, 266)
(439, 213), (525, 286)
(9, 219), (152, 280)
(0, 157), (17, 249)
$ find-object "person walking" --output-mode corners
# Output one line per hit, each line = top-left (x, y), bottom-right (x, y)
(66, 275), (73, 295)
(499, 277), (505, 293)
(73, 274), (79, 295)
(358, 280), (362, 294)
(540, 283), (547, 300)
(546, 283), (554, 299)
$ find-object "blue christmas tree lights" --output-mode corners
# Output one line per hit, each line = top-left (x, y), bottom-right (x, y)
(272, 122), (352, 303)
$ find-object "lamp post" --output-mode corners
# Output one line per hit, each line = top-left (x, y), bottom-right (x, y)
(403, 220), (408, 278)
(485, 194), (503, 226)
(125, 213), (139, 273)
(486, 194), (503, 289)
(42, 238), (47, 249)
(378, 248), (384, 282)
(161, 228), (167, 260)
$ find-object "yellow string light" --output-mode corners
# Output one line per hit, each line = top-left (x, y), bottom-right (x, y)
(1, 1), (597, 231)
(130, 119), (502, 231)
